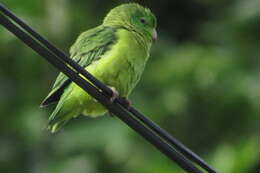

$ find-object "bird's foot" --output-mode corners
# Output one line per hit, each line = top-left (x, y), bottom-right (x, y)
(118, 97), (131, 110)
(108, 86), (119, 117)
(107, 87), (131, 117)
(108, 97), (131, 117)
(108, 86), (119, 103)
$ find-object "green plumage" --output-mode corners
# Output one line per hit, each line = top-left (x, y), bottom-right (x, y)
(41, 3), (157, 132)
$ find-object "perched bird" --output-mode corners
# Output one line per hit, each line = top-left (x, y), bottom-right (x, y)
(41, 3), (157, 133)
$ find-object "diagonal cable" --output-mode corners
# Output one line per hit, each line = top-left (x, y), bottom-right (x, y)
(0, 12), (202, 173)
(0, 3), (218, 173)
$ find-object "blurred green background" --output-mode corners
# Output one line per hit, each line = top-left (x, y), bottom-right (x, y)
(1, 0), (260, 173)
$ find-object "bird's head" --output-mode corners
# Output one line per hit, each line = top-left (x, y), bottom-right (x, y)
(103, 3), (157, 41)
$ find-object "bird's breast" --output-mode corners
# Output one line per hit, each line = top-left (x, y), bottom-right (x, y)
(87, 29), (151, 96)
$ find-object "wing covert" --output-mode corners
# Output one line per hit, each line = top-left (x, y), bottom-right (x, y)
(41, 26), (118, 106)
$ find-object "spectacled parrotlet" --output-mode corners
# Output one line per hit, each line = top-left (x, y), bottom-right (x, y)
(41, 3), (157, 133)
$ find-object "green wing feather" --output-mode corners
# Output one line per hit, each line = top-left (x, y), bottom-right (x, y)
(40, 26), (118, 107)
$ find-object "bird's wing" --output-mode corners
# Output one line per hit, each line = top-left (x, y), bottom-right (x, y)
(41, 26), (118, 106)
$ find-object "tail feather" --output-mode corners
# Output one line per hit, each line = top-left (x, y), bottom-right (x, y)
(47, 102), (70, 133)
(46, 87), (77, 133)
(48, 119), (69, 133)
(47, 98), (79, 133)
(40, 80), (71, 107)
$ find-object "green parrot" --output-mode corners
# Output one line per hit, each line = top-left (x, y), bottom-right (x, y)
(41, 3), (157, 133)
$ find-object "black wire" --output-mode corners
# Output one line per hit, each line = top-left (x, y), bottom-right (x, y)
(129, 108), (217, 173)
(0, 12), (202, 173)
(0, 5), (218, 173)
(0, 3), (218, 173)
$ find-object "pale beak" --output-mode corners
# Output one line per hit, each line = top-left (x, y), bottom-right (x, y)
(152, 29), (157, 41)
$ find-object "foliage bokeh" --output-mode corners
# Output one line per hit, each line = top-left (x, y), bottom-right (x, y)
(0, 0), (260, 173)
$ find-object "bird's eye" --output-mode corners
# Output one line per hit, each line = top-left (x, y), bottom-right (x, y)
(140, 18), (146, 24)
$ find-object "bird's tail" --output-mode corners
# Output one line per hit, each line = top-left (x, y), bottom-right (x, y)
(47, 87), (79, 133)
(47, 104), (70, 133)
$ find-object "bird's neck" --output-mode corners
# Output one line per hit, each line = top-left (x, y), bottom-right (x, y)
(107, 23), (152, 53)
(133, 30), (152, 53)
